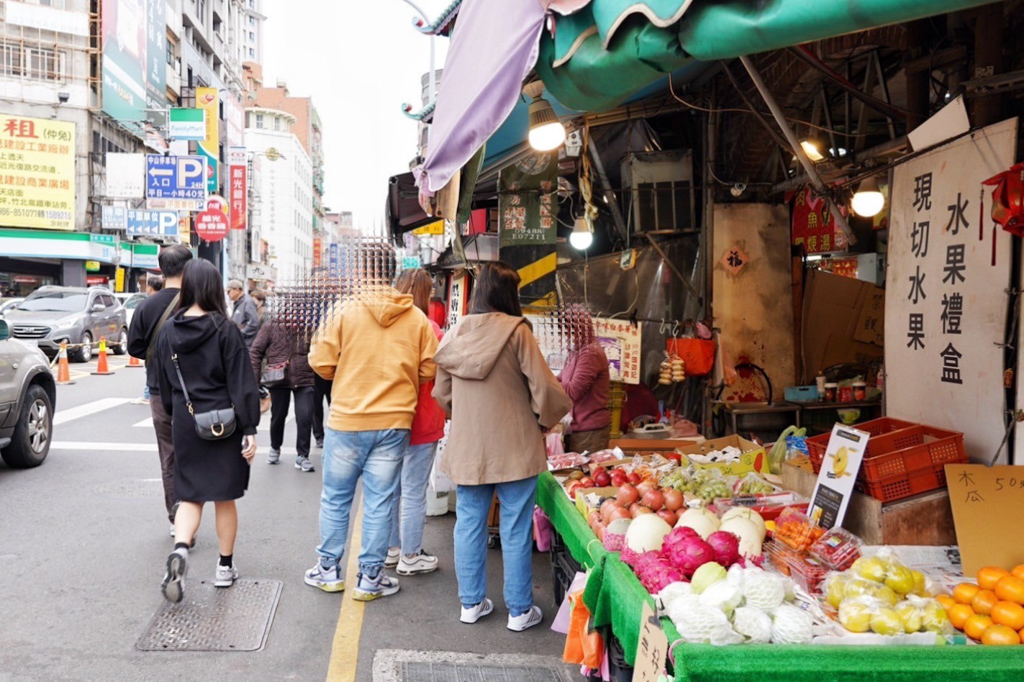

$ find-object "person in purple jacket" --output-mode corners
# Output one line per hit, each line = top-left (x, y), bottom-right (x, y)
(559, 306), (611, 454)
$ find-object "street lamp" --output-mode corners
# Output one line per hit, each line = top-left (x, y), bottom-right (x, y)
(569, 217), (593, 250)
(852, 175), (885, 217)
(524, 81), (565, 152)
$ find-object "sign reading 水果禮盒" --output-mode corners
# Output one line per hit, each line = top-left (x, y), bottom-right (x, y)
(885, 118), (1017, 464)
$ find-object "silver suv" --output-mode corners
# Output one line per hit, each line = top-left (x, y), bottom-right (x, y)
(2, 286), (128, 362)
(0, 319), (55, 468)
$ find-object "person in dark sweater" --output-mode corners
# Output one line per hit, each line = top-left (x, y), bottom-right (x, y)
(154, 260), (261, 603)
(249, 319), (317, 472)
(127, 245), (192, 534)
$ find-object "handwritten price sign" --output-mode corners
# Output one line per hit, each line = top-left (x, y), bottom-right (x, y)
(947, 463), (1024, 575)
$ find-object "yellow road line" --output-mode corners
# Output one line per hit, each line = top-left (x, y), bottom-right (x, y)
(326, 503), (365, 682)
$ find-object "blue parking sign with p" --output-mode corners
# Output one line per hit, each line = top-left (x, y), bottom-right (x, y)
(146, 155), (207, 206)
(127, 210), (180, 237)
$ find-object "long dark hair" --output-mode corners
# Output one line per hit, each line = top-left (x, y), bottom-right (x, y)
(469, 262), (522, 317)
(178, 259), (228, 317)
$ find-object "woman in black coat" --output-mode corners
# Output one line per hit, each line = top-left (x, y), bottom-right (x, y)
(155, 259), (261, 603)
(249, 319), (317, 472)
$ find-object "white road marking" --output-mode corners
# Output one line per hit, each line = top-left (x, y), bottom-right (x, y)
(51, 441), (302, 456)
(53, 398), (132, 426)
(133, 417), (154, 428)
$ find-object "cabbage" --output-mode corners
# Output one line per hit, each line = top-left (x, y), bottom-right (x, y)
(733, 606), (773, 643)
(699, 580), (743, 616)
(625, 514), (673, 553)
(742, 570), (787, 611)
(770, 604), (814, 644)
(691, 561), (727, 594)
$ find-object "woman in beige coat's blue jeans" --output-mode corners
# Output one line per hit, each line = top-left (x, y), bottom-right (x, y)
(433, 262), (571, 632)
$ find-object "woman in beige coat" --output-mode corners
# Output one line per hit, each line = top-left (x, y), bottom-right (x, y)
(433, 262), (571, 632)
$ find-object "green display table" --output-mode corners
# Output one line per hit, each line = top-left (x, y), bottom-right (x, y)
(536, 472), (1024, 682)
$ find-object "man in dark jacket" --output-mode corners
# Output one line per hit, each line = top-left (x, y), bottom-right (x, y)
(227, 279), (259, 348)
(127, 244), (192, 535)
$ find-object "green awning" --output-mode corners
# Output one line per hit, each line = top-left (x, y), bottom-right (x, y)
(540, 0), (1000, 112)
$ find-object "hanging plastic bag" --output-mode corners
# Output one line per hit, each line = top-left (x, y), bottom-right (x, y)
(563, 589), (605, 670)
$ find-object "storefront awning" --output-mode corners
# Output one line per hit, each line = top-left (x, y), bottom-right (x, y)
(540, 0), (1000, 111)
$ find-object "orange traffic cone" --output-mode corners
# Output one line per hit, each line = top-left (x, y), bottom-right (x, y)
(56, 341), (74, 385)
(91, 336), (114, 375)
(127, 354), (143, 368)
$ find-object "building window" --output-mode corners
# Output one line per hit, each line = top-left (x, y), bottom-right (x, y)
(198, 0), (206, 20)
(249, 16), (255, 26)
(1, 45), (66, 81)
(249, 31), (255, 41)
(273, 116), (280, 131)
(255, 113), (264, 129)
(249, 48), (255, 58)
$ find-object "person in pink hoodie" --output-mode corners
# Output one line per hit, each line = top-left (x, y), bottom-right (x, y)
(385, 268), (446, 576)
(559, 306), (611, 454)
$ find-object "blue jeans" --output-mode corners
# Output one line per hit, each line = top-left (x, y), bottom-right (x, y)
(388, 441), (438, 555)
(143, 384), (151, 400)
(317, 428), (409, 576)
(454, 476), (538, 616)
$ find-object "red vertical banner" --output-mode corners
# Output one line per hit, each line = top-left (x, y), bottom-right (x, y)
(791, 186), (847, 254)
(313, 236), (322, 268)
(229, 164), (247, 231)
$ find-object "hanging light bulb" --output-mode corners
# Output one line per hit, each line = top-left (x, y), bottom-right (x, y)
(569, 216), (593, 250)
(525, 81), (565, 152)
(852, 176), (885, 217)
(800, 138), (825, 162)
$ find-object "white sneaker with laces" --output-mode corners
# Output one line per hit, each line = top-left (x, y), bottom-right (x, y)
(214, 563), (238, 588)
(304, 562), (345, 592)
(161, 548), (188, 603)
(385, 547), (400, 568)
(460, 598), (494, 624)
(352, 571), (400, 601)
(507, 605), (543, 632)
(397, 550), (438, 575)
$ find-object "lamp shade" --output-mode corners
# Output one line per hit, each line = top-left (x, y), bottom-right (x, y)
(852, 176), (885, 217)
(569, 217), (593, 249)
(528, 96), (565, 151)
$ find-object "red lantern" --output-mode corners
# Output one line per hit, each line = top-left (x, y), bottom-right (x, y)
(983, 162), (1024, 237)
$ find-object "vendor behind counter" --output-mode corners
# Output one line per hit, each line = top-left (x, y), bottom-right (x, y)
(559, 306), (611, 453)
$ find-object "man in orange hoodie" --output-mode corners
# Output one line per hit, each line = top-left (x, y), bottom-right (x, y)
(305, 242), (438, 601)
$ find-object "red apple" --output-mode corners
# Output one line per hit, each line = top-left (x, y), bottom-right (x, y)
(579, 476), (595, 489)
(626, 472), (642, 486)
(593, 469), (612, 487)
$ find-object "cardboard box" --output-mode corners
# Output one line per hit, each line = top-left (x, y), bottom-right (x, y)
(801, 270), (885, 382)
(678, 435), (768, 476)
(574, 486), (619, 518)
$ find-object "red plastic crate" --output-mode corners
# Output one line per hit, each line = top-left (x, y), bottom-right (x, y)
(806, 417), (916, 472)
(855, 452), (967, 503)
(859, 426), (966, 482)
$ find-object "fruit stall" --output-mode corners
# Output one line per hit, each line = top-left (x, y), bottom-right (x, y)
(537, 427), (1024, 681)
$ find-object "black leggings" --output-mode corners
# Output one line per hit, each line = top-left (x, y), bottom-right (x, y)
(312, 375), (332, 441)
(270, 386), (314, 458)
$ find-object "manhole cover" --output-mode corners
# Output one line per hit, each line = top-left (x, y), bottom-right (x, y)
(94, 479), (164, 499)
(136, 578), (282, 652)
(401, 662), (566, 682)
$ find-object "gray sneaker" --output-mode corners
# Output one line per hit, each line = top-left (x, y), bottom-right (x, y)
(295, 456), (315, 472)
(267, 448), (281, 465)
(161, 548), (188, 603)
(397, 550), (439, 575)
(214, 562), (238, 588)
(352, 571), (400, 602)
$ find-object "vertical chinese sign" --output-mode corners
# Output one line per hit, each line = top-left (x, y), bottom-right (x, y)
(498, 155), (557, 248)
(0, 115), (75, 230)
(792, 186), (848, 254)
(228, 147), (246, 231)
(885, 119), (1017, 463)
(196, 87), (219, 194)
(592, 318), (643, 384)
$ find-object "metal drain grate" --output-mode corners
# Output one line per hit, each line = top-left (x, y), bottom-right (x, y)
(401, 662), (567, 682)
(136, 578), (282, 652)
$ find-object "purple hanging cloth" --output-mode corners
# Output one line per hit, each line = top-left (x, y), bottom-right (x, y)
(413, 0), (589, 208)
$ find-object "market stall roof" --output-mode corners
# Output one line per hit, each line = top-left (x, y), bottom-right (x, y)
(415, 0), (1000, 202)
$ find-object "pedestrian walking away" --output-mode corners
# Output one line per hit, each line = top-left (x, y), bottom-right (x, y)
(154, 260), (261, 603)
(386, 268), (446, 576)
(305, 242), (438, 602)
(126, 245), (193, 534)
(433, 262), (571, 631)
(249, 315), (317, 472)
(227, 279), (260, 349)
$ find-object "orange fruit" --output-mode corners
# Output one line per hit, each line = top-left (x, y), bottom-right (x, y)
(964, 613), (994, 640)
(948, 603), (975, 631)
(936, 594), (957, 612)
(992, 601), (1024, 631)
(978, 567), (1011, 591)
(1011, 565), (1024, 582)
(981, 624), (1021, 646)
(973, 589), (1000, 616)
(995, 576), (1024, 605)
(954, 582), (981, 605)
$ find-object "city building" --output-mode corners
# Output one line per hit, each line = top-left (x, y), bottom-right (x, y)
(242, 0), (265, 64)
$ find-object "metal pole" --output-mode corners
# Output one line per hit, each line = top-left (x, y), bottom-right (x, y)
(738, 55), (856, 246)
(586, 136), (628, 243)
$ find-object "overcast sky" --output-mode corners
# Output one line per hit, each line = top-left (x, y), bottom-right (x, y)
(261, 0), (452, 231)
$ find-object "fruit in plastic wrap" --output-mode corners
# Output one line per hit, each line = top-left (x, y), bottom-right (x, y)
(921, 599), (953, 635)
(838, 599), (872, 633)
(825, 573), (850, 609)
(853, 556), (889, 583)
(869, 606), (905, 636)
(895, 602), (924, 633)
(911, 570), (928, 596)
(841, 577), (877, 600)
(870, 583), (900, 607)
(884, 564), (917, 596)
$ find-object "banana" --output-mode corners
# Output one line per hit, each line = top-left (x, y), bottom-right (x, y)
(832, 446), (849, 477)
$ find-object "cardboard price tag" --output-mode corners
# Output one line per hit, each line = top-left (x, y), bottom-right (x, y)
(809, 424), (870, 529)
(634, 601), (668, 682)
(947, 463), (1024, 575)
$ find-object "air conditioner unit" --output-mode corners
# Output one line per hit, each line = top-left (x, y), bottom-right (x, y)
(621, 150), (696, 233)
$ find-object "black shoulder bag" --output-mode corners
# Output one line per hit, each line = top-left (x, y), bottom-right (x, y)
(146, 293), (181, 362)
(170, 353), (237, 440)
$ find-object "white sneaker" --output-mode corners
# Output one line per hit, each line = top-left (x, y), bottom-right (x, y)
(460, 598), (494, 624)
(507, 605), (543, 632)
(304, 561), (345, 593)
(214, 563), (238, 588)
(397, 550), (438, 575)
(352, 571), (400, 602)
(385, 547), (400, 568)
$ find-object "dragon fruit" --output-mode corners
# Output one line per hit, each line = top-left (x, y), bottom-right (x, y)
(706, 531), (742, 567)
(660, 527), (716, 578)
(621, 544), (642, 567)
(638, 556), (686, 594)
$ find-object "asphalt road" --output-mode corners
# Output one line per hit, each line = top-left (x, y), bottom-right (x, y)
(0, 357), (574, 682)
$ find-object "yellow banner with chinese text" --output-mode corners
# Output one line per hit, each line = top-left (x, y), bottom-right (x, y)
(0, 115), (75, 230)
